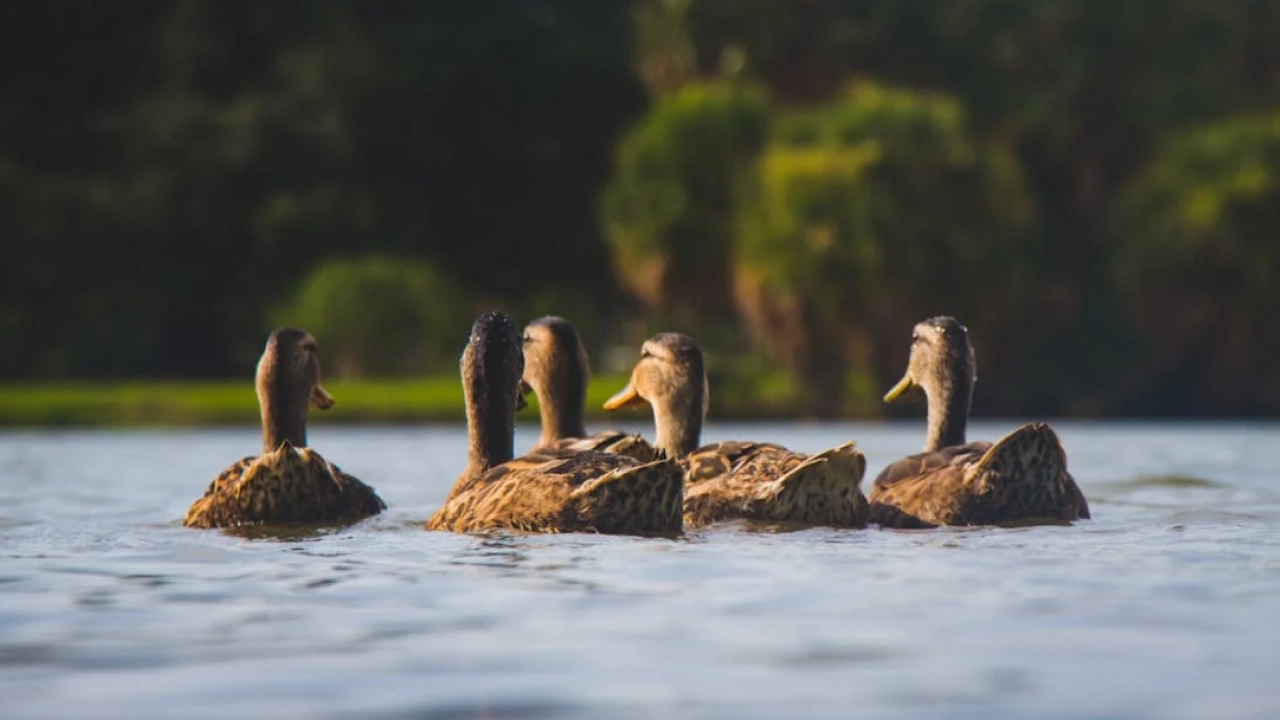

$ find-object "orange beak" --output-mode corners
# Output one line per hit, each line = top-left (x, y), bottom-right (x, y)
(603, 381), (647, 411)
(311, 383), (336, 410)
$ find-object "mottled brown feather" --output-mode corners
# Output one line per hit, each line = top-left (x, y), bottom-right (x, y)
(869, 423), (1090, 528)
(425, 451), (683, 534)
(681, 440), (867, 529)
(536, 431), (659, 463)
(184, 441), (386, 529)
(432, 312), (684, 535)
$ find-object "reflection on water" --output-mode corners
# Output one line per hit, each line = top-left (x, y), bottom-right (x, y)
(1, 422), (1279, 719)
(1121, 474), (1222, 488)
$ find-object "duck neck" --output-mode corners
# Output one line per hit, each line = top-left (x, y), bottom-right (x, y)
(536, 373), (587, 446)
(924, 375), (971, 453)
(465, 377), (514, 481)
(652, 380), (704, 459)
(258, 373), (308, 454)
(654, 405), (702, 459)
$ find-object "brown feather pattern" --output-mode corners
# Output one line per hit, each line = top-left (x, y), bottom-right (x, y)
(184, 441), (386, 529)
(871, 317), (1090, 528)
(430, 312), (685, 535)
(536, 431), (660, 463)
(681, 440), (868, 529)
(426, 451), (684, 534)
(869, 423), (1090, 528)
(184, 328), (385, 530)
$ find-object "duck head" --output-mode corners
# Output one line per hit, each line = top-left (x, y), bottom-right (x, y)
(461, 311), (524, 476)
(604, 332), (709, 458)
(256, 328), (332, 454)
(519, 316), (590, 444)
(884, 316), (977, 451)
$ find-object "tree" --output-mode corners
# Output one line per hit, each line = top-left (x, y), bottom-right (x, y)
(734, 83), (1033, 413)
(0, 1), (641, 378)
(1113, 113), (1280, 414)
(603, 81), (768, 327)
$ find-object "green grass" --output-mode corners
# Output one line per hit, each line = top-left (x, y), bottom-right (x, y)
(0, 374), (645, 427)
(0, 367), (881, 427)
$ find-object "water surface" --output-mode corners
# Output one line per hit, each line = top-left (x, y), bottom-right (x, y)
(2, 421), (1278, 719)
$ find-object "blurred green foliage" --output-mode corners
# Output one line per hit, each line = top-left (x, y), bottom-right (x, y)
(0, 370), (775, 427)
(731, 84), (1033, 413)
(1114, 113), (1280, 413)
(0, 1), (641, 378)
(604, 81), (768, 320)
(2, 0), (1280, 417)
(275, 256), (470, 378)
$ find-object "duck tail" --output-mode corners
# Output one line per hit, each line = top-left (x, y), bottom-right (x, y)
(570, 457), (685, 534)
(970, 423), (1063, 480)
(969, 422), (1088, 522)
(601, 433), (660, 463)
(764, 441), (868, 527)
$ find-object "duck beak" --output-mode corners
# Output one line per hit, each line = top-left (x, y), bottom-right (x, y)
(883, 374), (915, 403)
(517, 380), (531, 411)
(603, 381), (646, 411)
(312, 383), (336, 410)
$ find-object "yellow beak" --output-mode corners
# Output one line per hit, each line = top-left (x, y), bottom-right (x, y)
(603, 381), (647, 411)
(883, 374), (915, 403)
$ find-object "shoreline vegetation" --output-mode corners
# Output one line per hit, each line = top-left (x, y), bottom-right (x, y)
(0, 374), (804, 427)
(2, 379), (1275, 428)
(4, 5), (1280, 417)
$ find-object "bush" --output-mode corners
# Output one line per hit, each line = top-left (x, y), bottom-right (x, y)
(603, 80), (769, 319)
(275, 256), (471, 378)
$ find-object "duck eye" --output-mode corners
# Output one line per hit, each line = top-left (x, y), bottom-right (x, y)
(640, 348), (651, 359)
(521, 333), (531, 344)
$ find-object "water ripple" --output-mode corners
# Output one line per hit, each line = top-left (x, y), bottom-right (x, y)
(0, 423), (1278, 720)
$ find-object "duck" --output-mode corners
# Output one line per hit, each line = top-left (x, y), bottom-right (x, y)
(603, 333), (867, 529)
(426, 312), (684, 534)
(869, 316), (1091, 528)
(184, 328), (386, 529)
(519, 315), (657, 462)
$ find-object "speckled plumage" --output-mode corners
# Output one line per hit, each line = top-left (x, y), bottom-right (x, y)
(184, 441), (386, 529)
(605, 333), (868, 529)
(427, 312), (684, 535)
(869, 423), (1089, 528)
(870, 317), (1090, 528)
(183, 328), (385, 529)
(426, 451), (684, 534)
(535, 431), (660, 463)
(682, 440), (867, 529)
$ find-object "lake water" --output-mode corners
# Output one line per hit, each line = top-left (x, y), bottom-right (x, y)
(1, 421), (1278, 719)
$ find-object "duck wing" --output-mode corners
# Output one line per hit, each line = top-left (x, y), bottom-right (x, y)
(184, 443), (384, 529)
(870, 423), (1089, 527)
(426, 451), (682, 535)
(537, 431), (659, 462)
(682, 441), (867, 528)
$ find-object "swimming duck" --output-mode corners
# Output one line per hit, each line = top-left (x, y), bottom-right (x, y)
(426, 312), (684, 534)
(869, 316), (1091, 528)
(519, 316), (657, 462)
(184, 328), (386, 529)
(604, 333), (867, 529)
